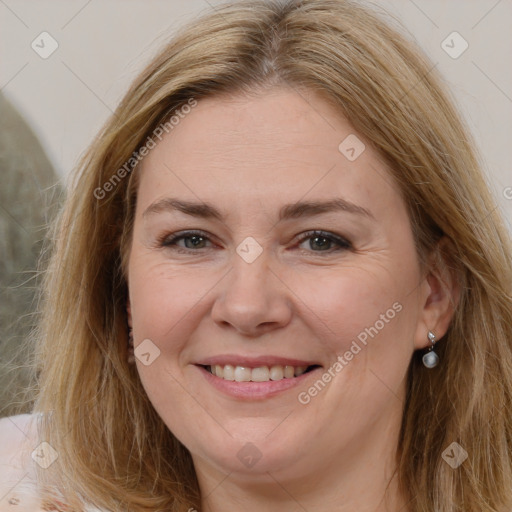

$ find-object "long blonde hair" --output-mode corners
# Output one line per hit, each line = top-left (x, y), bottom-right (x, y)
(28, 0), (512, 510)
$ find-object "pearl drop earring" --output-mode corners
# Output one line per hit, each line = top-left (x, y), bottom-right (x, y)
(422, 331), (439, 368)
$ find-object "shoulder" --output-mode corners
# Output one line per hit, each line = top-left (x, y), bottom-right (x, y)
(0, 413), (41, 476)
(0, 413), (43, 510)
(0, 414), (106, 512)
(0, 412), (39, 450)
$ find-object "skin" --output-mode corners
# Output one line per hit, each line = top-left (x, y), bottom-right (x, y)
(126, 86), (459, 512)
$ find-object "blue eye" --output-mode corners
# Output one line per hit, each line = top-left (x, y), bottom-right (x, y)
(158, 229), (351, 255)
(160, 230), (212, 251)
(296, 230), (351, 253)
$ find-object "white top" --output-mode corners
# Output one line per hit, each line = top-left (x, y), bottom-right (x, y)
(0, 414), (46, 511)
(0, 414), (101, 511)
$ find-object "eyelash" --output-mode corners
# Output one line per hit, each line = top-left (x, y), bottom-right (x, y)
(157, 229), (352, 255)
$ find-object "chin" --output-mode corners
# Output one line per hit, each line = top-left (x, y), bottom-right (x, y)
(192, 427), (312, 477)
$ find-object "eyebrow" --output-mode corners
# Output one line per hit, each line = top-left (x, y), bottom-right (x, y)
(143, 197), (375, 222)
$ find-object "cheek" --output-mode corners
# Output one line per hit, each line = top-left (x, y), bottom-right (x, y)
(288, 266), (403, 349)
(127, 266), (194, 405)
(128, 260), (199, 434)
(128, 256), (208, 340)
(291, 264), (414, 413)
(293, 270), (411, 424)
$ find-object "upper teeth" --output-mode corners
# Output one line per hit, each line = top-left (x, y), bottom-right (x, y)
(208, 364), (309, 382)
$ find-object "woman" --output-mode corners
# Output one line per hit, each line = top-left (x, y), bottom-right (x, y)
(1, 0), (511, 511)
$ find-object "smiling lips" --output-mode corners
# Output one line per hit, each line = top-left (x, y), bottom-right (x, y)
(196, 357), (322, 399)
(206, 364), (315, 382)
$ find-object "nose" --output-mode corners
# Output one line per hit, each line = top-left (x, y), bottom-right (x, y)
(210, 249), (293, 337)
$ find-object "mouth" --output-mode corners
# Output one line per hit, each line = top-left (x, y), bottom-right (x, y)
(194, 355), (324, 399)
(195, 359), (324, 400)
(201, 364), (321, 382)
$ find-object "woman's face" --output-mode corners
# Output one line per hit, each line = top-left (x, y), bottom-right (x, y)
(127, 87), (436, 483)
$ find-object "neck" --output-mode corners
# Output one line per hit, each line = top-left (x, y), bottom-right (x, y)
(199, 467), (408, 512)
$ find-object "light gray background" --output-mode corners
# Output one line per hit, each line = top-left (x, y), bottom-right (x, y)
(1, 0), (511, 232)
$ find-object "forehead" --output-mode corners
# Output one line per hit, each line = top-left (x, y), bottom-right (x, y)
(135, 87), (403, 221)
(151, 87), (360, 167)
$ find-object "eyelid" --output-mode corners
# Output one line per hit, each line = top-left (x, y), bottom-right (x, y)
(295, 230), (351, 250)
(158, 229), (352, 254)
(158, 229), (214, 248)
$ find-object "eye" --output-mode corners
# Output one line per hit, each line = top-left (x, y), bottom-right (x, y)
(157, 229), (352, 255)
(295, 230), (352, 254)
(158, 230), (214, 253)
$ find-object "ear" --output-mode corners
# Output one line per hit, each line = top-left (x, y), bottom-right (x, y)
(413, 236), (461, 350)
(126, 296), (133, 328)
